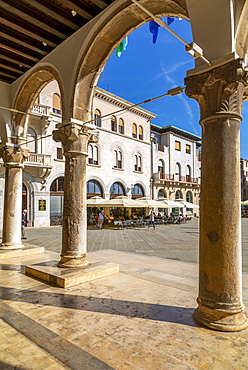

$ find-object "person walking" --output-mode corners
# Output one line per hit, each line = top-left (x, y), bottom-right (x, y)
(148, 210), (156, 230)
(98, 209), (104, 229)
(21, 209), (28, 239)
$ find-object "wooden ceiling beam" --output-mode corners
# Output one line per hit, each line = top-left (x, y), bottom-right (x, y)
(0, 17), (58, 48)
(1, 54), (33, 69)
(2, 2), (68, 39)
(0, 63), (23, 75)
(90, 0), (108, 10)
(56, 0), (93, 20)
(20, 0), (79, 31)
(0, 32), (48, 56)
(1, 43), (40, 62)
(0, 69), (20, 79)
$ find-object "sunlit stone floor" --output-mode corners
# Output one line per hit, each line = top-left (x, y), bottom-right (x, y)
(0, 249), (248, 369)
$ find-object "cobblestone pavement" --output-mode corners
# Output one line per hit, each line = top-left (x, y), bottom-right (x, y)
(23, 218), (248, 272)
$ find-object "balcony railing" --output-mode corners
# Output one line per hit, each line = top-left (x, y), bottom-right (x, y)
(26, 153), (52, 166)
(32, 104), (50, 116)
(158, 145), (164, 152)
(159, 173), (174, 180)
(186, 177), (198, 184)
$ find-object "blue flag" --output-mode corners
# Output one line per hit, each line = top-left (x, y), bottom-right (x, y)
(149, 20), (160, 44)
(167, 17), (174, 26)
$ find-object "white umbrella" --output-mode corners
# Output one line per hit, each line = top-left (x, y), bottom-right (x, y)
(87, 196), (104, 206)
(180, 201), (199, 209)
(157, 198), (184, 208)
(136, 197), (169, 208)
(99, 196), (146, 208)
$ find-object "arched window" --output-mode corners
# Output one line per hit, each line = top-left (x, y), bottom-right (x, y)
(87, 180), (103, 198)
(111, 115), (117, 132)
(158, 189), (167, 199)
(118, 118), (124, 134)
(94, 109), (101, 127)
(186, 191), (193, 203)
(175, 190), (183, 200)
(158, 159), (164, 179)
(186, 165), (191, 181)
(110, 182), (125, 198)
(114, 149), (122, 169)
(138, 125), (143, 140)
(131, 184), (144, 199)
(27, 127), (37, 153)
(52, 93), (61, 114)
(88, 144), (99, 165)
(134, 154), (142, 172)
(175, 162), (181, 181)
(132, 123), (137, 138)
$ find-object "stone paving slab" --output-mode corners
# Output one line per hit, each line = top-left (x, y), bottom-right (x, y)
(1, 249), (248, 369)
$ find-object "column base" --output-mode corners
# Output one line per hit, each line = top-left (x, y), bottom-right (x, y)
(194, 301), (248, 332)
(58, 255), (89, 268)
(0, 242), (24, 250)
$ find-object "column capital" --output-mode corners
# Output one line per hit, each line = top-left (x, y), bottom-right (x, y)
(185, 59), (248, 124)
(0, 144), (29, 168)
(53, 122), (99, 156)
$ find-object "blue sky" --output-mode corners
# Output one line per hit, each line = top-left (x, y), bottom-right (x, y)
(98, 19), (248, 159)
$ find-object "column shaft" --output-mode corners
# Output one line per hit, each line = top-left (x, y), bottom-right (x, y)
(185, 59), (248, 331)
(1, 166), (23, 249)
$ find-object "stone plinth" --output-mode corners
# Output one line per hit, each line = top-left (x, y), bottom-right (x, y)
(0, 246), (45, 260)
(25, 260), (119, 288)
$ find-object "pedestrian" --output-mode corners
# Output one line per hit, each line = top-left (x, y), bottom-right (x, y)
(148, 210), (156, 230)
(98, 209), (104, 229)
(22, 209), (28, 239)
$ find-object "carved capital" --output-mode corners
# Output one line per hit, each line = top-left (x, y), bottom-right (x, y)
(0, 144), (29, 167)
(185, 59), (248, 121)
(53, 123), (99, 156)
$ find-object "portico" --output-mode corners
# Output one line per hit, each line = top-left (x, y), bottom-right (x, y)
(0, 0), (248, 331)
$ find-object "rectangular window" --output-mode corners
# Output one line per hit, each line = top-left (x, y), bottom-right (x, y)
(186, 144), (191, 154)
(175, 140), (181, 151)
(57, 147), (63, 159)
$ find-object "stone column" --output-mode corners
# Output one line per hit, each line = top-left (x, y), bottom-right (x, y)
(0, 144), (29, 250)
(53, 122), (98, 268)
(185, 59), (248, 331)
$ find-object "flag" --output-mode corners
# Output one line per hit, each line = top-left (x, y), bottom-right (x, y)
(167, 17), (174, 26)
(149, 20), (160, 44)
(116, 37), (128, 57)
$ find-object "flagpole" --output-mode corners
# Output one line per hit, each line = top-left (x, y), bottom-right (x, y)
(131, 0), (211, 66)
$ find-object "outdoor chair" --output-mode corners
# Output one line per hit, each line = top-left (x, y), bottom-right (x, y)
(113, 220), (123, 229)
(122, 220), (132, 228)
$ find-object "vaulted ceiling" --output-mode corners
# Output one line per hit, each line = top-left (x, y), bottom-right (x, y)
(0, 0), (116, 84)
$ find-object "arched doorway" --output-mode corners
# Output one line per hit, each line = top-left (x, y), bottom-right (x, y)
(50, 177), (64, 225)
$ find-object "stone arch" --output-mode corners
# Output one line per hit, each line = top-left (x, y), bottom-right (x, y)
(12, 64), (65, 136)
(108, 178), (128, 197)
(72, 0), (188, 122)
(0, 111), (8, 144)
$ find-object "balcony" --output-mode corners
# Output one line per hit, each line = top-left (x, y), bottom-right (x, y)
(186, 177), (198, 184)
(159, 173), (174, 180)
(25, 153), (52, 166)
(158, 145), (164, 152)
(32, 104), (50, 116)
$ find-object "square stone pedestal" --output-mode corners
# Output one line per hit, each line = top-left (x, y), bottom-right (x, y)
(0, 245), (45, 260)
(25, 260), (119, 288)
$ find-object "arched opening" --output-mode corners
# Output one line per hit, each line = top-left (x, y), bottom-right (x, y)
(94, 109), (102, 127)
(118, 118), (124, 134)
(175, 162), (181, 181)
(110, 182), (125, 199)
(132, 123), (137, 138)
(52, 93), (61, 115)
(27, 127), (37, 153)
(88, 144), (99, 165)
(186, 190), (193, 203)
(175, 190), (183, 200)
(158, 159), (165, 180)
(131, 184), (144, 199)
(50, 177), (64, 225)
(87, 179), (103, 198)
(186, 165), (191, 181)
(138, 125), (143, 140)
(114, 149), (123, 169)
(158, 189), (167, 199)
(134, 154), (142, 172)
(22, 183), (27, 211)
(111, 115), (117, 132)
